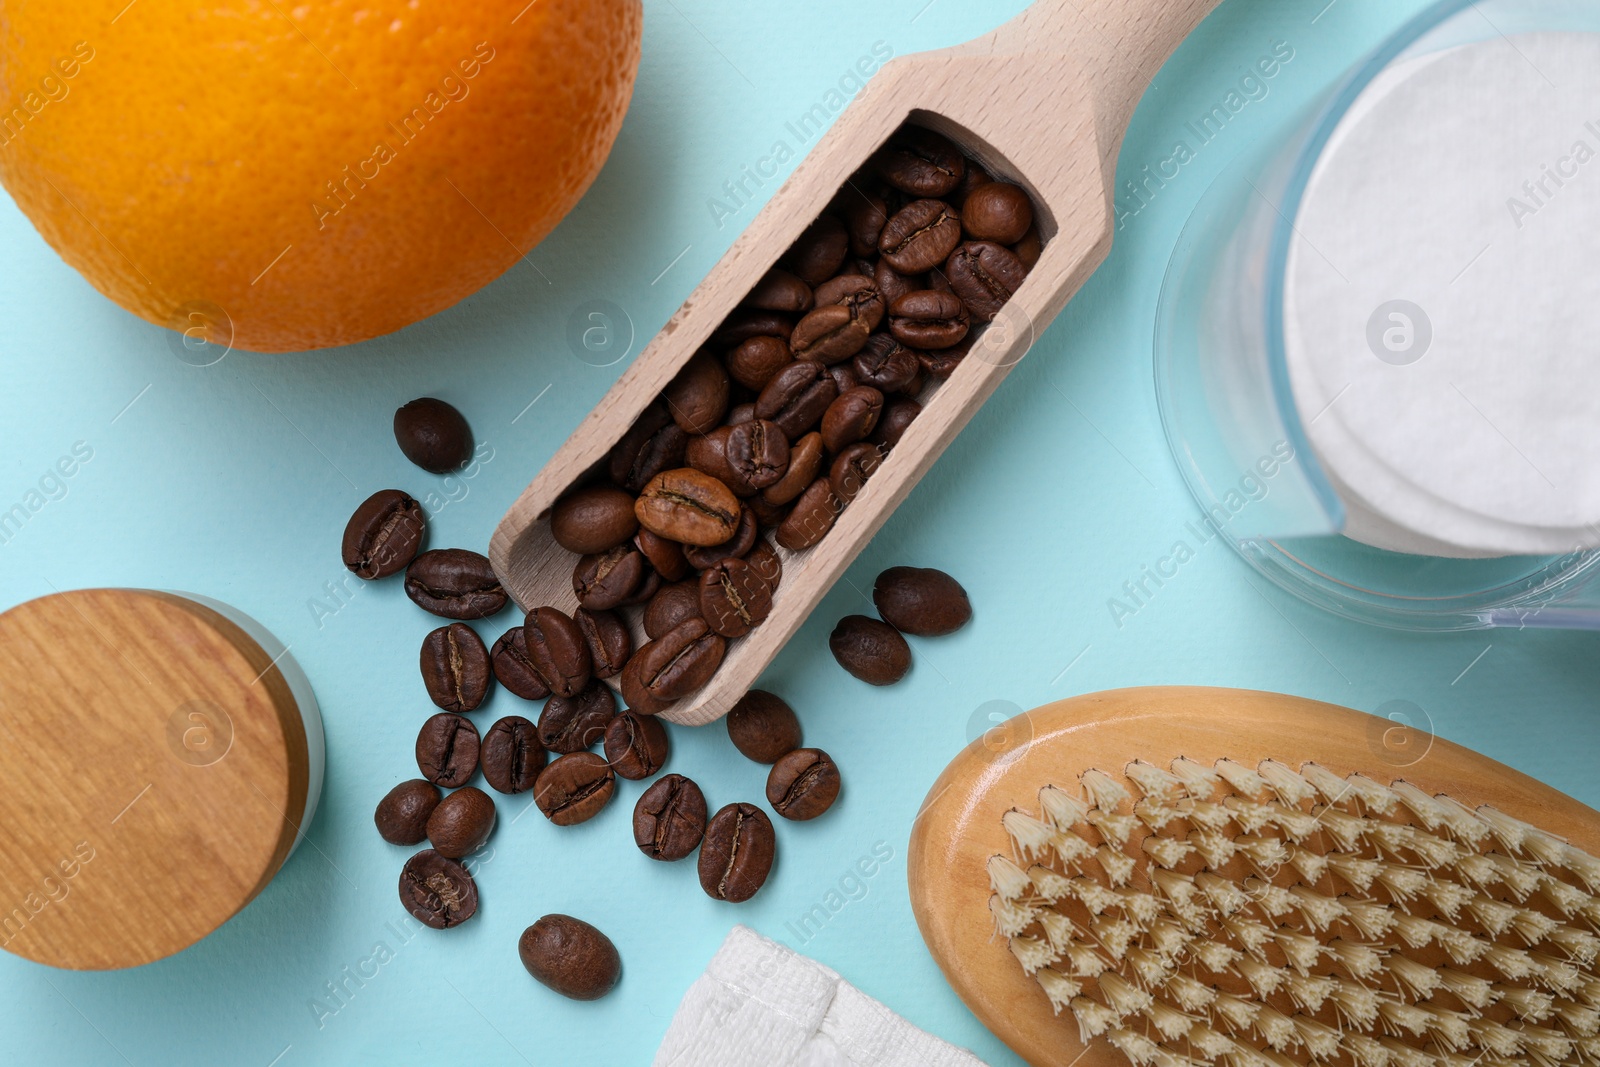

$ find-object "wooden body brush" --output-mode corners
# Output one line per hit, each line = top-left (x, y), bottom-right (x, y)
(909, 687), (1600, 1067)
(490, 0), (1220, 726)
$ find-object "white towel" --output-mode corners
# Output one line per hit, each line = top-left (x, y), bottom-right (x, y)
(654, 926), (991, 1067)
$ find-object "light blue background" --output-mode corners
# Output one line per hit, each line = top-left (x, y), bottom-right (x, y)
(3, 1), (1598, 1064)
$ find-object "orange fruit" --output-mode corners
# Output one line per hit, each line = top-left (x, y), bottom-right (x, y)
(0, 0), (642, 352)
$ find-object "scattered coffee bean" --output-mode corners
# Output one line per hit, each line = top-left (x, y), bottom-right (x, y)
(726, 335), (794, 391)
(879, 199), (962, 274)
(872, 398), (921, 449)
(874, 259), (919, 309)
(399, 849), (478, 929)
(727, 402), (757, 425)
(815, 273), (886, 332)
(699, 803), (776, 903)
(480, 716), (546, 794)
(873, 566), (971, 636)
(603, 711), (669, 780)
(342, 489), (426, 579)
(826, 362), (859, 395)
(534, 752), (615, 826)
(550, 484), (639, 555)
(889, 289), (970, 350)
(572, 543), (646, 611)
(784, 215), (849, 286)
(828, 615), (911, 685)
(776, 478), (840, 552)
(699, 557), (773, 639)
(761, 431), (824, 506)
(663, 350), (731, 435)
(405, 549), (507, 620)
(416, 712), (480, 788)
(426, 785), (496, 858)
(853, 334), (919, 393)
(523, 606), (592, 698)
(644, 581), (703, 640)
(575, 608), (631, 679)
(755, 360), (837, 440)
(820, 386), (883, 452)
(419, 623), (492, 713)
(946, 240), (1027, 323)
(961, 181), (1033, 245)
(746, 493), (790, 528)
(539, 681), (617, 754)
(872, 127), (965, 197)
(790, 304), (870, 365)
(682, 504), (758, 571)
(634, 528), (690, 583)
(609, 402), (690, 494)
(830, 443), (883, 504)
(490, 626), (550, 701)
(725, 419), (790, 492)
(742, 267), (813, 314)
(726, 691), (801, 763)
(841, 191), (889, 258)
(621, 617), (726, 713)
(633, 774), (707, 861)
(375, 779), (442, 845)
(519, 915), (620, 1000)
(394, 397), (473, 473)
(919, 341), (969, 379)
(635, 468), (741, 547)
(745, 540), (783, 591)
(766, 748), (841, 821)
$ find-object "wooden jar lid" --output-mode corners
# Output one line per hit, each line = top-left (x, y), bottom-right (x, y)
(0, 589), (316, 970)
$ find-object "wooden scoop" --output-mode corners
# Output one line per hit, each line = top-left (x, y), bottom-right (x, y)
(490, 1), (1220, 725)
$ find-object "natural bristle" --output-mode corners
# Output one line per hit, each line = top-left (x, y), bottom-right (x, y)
(991, 755), (1600, 1067)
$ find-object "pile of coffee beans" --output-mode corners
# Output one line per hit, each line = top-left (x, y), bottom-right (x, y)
(529, 122), (1038, 714)
(830, 566), (971, 685)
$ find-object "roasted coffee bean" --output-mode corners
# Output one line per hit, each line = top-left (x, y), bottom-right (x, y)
(853, 334), (920, 393)
(534, 752), (615, 826)
(420, 623), (492, 713)
(898, 361), (928, 397)
(644, 581), (703, 640)
(710, 309), (794, 348)
(919, 338), (970, 379)
(789, 304), (870, 365)
(400, 849), (478, 929)
(480, 716), (546, 794)
(634, 528), (690, 583)
(755, 361), (837, 440)
(575, 608), (631, 679)
(745, 540), (783, 591)
(841, 190), (890, 257)
(740, 267), (813, 314)
(426, 785), (496, 858)
(726, 691), (801, 763)
(726, 335), (793, 391)
(683, 504), (758, 569)
(821, 386), (883, 452)
(946, 240), (1027, 323)
(814, 274), (886, 332)
(874, 259), (920, 310)
(879, 199), (963, 274)
(1013, 225), (1043, 269)
(874, 566), (971, 636)
(699, 803), (776, 903)
(727, 402), (757, 425)
(830, 443), (884, 504)
(633, 773), (707, 860)
(394, 397), (473, 473)
(951, 160), (993, 207)
(416, 712), (481, 788)
(539, 681), (617, 753)
(825, 363), (859, 396)
(663, 350), (731, 435)
(961, 181), (1033, 245)
(761, 432), (824, 506)
(342, 489), (426, 579)
(766, 748), (841, 821)
(405, 549), (507, 620)
(872, 127), (965, 197)
(699, 558), (773, 639)
(603, 711), (669, 780)
(927, 267), (954, 293)
(776, 478), (840, 552)
(828, 615), (911, 685)
(490, 626), (550, 700)
(618, 567), (661, 609)
(745, 494), (790, 529)
(725, 419), (790, 492)
(572, 544), (646, 611)
(872, 397), (921, 449)
(685, 425), (744, 492)
(551, 484), (639, 555)
(783, 214), (849, 287)
(523, 606), (592, 698)
(609, 402), (690, 494)
(889, 289), (970, 350)
(622, 617), (726, 712)
(375, 779), (442, 845)
(635, 468), (741, 547)
(519, 915), (620, 1001)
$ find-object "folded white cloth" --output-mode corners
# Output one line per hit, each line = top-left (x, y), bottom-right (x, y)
(654, 925), (990, 1067)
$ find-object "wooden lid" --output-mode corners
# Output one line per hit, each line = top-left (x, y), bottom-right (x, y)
(0, 589), (312, 969)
